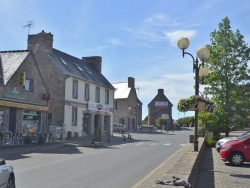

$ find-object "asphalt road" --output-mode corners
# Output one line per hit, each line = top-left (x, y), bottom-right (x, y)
(7, 128), (193, 188)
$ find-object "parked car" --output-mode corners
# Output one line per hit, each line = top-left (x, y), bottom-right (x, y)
(220, 136), (250, 166)
(216, 131), (250, 152)
(0, 158), (15, 188)
(113, 124), (127, 133)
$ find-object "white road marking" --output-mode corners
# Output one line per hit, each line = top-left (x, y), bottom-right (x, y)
(164, 143), (171, 146)
(149, 143), (156, 145)
(135, 143), (144, 145)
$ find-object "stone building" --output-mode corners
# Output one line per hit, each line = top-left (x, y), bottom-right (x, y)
(148, 89), (173, 127)
(112, 77), (142, 131)
(0, 30), (115, 137)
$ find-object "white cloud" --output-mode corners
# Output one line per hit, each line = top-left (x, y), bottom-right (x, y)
(134, 71), (197, 119)
(105, 37), (124, 45)
(163, 30), (197, 46)
(144, 13), (179, 27)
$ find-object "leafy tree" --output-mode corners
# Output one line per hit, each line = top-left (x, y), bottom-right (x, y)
(178, 116), (194, 127)
(142, 115), (148, 125)
(156, 117), (169, 131)
(206, 17), (250, 136)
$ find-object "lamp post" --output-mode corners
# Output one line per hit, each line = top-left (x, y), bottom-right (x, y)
(177, 37), (210, 151)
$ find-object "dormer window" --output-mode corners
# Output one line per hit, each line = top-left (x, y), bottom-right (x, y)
(60, 58), (68, 65)
(75, 64), (83, 71)
(84, 67), (93, 75)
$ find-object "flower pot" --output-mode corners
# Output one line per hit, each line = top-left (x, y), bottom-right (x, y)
(188, 102), (206, 111)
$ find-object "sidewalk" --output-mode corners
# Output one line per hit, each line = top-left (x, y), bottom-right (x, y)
(0, 131), (142, 155)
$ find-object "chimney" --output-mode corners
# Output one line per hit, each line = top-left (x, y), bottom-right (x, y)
(128, 77), (135, 88)
(158, 89), (164, 94)
(82, 56), (102, 73)
(27, 30), (53, 53)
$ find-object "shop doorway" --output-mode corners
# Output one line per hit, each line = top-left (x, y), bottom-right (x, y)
(94, 114), (101, 129)
(83, 113), (91, 135)
(9, 107), (17, 133)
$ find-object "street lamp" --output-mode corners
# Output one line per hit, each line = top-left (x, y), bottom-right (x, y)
(203, 89), (209, 99)
(177, 37), (210, 151)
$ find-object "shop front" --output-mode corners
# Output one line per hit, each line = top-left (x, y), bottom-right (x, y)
(0, 98), (49, 135)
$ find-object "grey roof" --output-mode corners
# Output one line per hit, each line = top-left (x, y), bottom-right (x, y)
(50, 49), (115, 89)
(0, 50), (30, 85)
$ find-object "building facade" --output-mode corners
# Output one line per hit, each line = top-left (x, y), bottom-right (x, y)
(0, 30), (115, 138)
(148, 89), (173, 127)
(112, 77), (142, 132)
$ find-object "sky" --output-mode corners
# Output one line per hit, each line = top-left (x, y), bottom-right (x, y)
(1, 0), (250, 121)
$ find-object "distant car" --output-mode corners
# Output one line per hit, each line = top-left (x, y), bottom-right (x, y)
(220, 136), (250, 166)
(216, 131), (250, 152)
(113, 124), (127, 133)
(0, 158), (15, 188)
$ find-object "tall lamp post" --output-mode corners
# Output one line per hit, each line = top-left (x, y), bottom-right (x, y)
(177, 37), (210, 151)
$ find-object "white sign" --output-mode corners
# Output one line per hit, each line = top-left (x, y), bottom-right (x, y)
(162, 113), (169, 119)
(88, 101), (111, 112)
(155, 101), (168, 108)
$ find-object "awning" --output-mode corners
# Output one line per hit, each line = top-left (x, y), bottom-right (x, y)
(0, 98), (49, 111)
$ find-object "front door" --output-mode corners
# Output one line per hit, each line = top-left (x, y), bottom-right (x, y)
(83, 113), (91, 135)
(9, 107), (17, 133)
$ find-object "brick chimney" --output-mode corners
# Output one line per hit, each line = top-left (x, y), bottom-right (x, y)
(82, 56), (102, 73)
(27, 30), (53, 53)
(158, 89), (164, 94)
(128, 77), (135, 88)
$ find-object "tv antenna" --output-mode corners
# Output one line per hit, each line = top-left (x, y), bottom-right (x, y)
(136, 87), (140, 98)
(23, 21), (34, 35)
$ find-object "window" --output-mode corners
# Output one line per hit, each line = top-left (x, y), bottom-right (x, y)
(85, 84), (90, 101)
(72, 80), (78, 99)
(95, 87), (100, 103)
(24, 79), (34, 92)
(72, 108), (77, 126)
(75, 64), (83, 71)
(115, 101), (120, 109)
(60, 58), (68, 65)
(48, 113), (52, 123)
(84, 67), (93, 75)
(119, 118), (125, 125)
(105, 89), (109, 104)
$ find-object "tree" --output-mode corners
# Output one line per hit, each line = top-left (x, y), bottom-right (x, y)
(206, 17), (250, 136)
(156, 117), (169, 131)
(178, 116), (194, 127)
(142, 116), (148, 125)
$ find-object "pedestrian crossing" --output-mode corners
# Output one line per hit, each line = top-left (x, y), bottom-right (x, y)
(120, 142), (186, 147)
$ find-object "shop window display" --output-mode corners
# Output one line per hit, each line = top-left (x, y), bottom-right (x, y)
(22, 110), (40, 134)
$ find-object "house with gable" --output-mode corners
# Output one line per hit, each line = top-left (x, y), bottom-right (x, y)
(148, 89), (173, 128)
(112, 77), (142, 131)
(0, 30), (115, 138)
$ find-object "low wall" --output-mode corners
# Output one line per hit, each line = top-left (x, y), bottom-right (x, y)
(153, 137), (206, 188)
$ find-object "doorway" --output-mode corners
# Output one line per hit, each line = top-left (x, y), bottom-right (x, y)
(9, 107), (17, 133)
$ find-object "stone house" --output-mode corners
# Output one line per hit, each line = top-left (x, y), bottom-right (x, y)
(112, 77), (142, 131)
(0, 30), (115, 137)
(148, 89), (173, 127)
